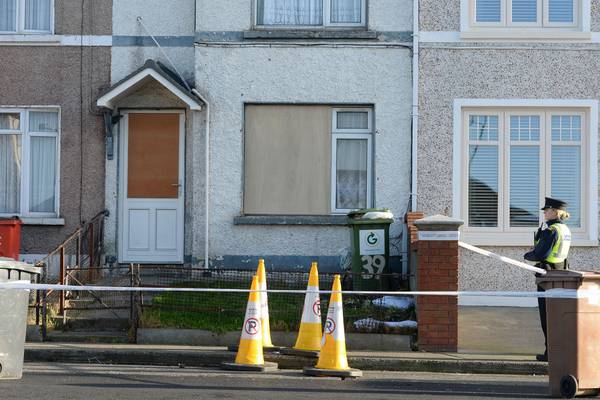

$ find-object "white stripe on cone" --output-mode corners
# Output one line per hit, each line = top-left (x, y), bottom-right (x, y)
(324, 299), (345, 342)
(301, 286), (321, 324)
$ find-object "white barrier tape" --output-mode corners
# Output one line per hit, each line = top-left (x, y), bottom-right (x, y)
(459, 241), (547, 275)
(0, 282), (589, 299)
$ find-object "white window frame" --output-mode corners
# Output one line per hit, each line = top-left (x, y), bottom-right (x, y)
(0, 0), (54, 35)
(453, 99), (598, 246)
(543, 0), (579, 27)
(0, 107), (60, 218)
(254, 0), (367, 28)
(461, 0), (589, 39)
(331, 108), (373, 214)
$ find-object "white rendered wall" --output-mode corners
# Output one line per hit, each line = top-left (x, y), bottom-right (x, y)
(194, 45), (412, 264)
(195, 0), (413, 32)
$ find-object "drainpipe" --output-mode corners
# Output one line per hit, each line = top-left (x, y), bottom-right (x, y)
(410, 0), (419, 212)
(192, 89), (211, 269)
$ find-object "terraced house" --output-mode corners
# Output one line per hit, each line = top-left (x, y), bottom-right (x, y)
(417, 0), (600, 303)
(0, 0), (111, 262)
(99, 0), (413, 271)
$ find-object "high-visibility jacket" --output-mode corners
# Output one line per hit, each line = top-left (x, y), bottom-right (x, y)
(544, 223), (571, 264)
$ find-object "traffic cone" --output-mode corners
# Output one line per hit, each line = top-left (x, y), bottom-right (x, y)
(221, 275), (278, 372)
(304, 275), (362, 379)
(257, 259), (280, 351)
(282, 262), (322, 358)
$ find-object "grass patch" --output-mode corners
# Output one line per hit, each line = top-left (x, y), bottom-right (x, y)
(139, 280), (416, 334)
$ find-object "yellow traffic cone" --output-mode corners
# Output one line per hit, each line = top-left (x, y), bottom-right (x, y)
(257, 259), (279, 351)
(304, 275), (362, 379)
(282, 262), (322, 357)
(222, 275), (278, 372)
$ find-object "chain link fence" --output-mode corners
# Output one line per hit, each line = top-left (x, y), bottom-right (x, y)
(137, 266), (416, 335)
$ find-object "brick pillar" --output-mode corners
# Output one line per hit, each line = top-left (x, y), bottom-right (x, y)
(405, 212), (425, 251)
(413, 215), (464, 352)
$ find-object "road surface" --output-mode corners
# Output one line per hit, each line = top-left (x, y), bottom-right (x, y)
(0, 363), (549, 399)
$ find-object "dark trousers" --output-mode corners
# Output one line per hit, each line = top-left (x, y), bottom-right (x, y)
(537, 285), (548, 355)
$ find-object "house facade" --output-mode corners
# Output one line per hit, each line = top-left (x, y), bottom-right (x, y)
(99, 0), (413, 272)
(0, 0), (111, 261)
(418, 0), (600, 303)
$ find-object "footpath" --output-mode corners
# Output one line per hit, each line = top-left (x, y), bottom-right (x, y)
(24, 343), (547, 375)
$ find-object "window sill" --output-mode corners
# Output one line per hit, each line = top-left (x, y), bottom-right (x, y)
(460, 231), (598, 247)
(243, 30), (377, 41)
(0, 34), (59, 45)
(20, 217), (65, 226)
(460, 29), (591, 41)
(234, 215), (349, 226)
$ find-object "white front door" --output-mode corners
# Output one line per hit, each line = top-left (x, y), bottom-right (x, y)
(119, 111), (185, 263)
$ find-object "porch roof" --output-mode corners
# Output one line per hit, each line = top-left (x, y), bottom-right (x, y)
(96, 59), (203, 111)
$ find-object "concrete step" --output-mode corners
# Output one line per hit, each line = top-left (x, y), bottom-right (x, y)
(53, 317), (130, 331)
(45, 330), (130, 344)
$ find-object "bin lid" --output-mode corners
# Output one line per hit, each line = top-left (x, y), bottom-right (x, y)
(347, 208), (394, 224)
(0, 216), (21, 225)
(0, 258), (42, 275)
(536, 269), (600, 284)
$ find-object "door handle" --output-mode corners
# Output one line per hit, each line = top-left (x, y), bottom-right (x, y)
(171, 183), (182, 187)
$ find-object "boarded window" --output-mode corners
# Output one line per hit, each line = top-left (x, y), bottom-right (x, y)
(244, 105), (331, 215)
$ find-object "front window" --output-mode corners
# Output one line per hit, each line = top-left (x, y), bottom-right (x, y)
(256, 0), (366, 27)
(243, 105), (372, 216)
(0, 108), (59, 216)
(464, 109), (585, 236)
(0, 0), (53, 33)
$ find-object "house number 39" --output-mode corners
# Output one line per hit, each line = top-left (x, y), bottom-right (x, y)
(361, 255), (385, 279)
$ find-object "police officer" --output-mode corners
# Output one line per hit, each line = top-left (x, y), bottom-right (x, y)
(524, 197), (571, 362)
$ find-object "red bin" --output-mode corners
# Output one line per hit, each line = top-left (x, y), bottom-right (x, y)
(0, 217), (21, 260)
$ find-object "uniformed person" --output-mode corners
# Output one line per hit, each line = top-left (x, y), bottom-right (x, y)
(524, 197), (571, 362)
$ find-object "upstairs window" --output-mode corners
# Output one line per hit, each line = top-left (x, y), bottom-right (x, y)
(0, 0), (53, 33)
(472, 0), (578, 28)
(256, 0), (366, 27)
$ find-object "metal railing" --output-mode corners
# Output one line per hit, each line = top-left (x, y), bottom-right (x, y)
(31, 210), (108, 338)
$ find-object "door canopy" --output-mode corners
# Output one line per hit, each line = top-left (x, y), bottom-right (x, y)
(97, 59), (203, 111)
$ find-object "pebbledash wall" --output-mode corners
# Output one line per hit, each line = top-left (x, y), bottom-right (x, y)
(418, 0), (600, 305)
(192, 0), (413, 270)
(1, 0), (112, 259)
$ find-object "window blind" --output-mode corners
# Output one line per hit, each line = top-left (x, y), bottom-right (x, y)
(552, 146), (581, 227)
(512, 0), (537, 22)
(510, 146), (539, 226)
(548, 0), (574, 23)
(469, 145), (499, 227)
(476, 0), (502, 22)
